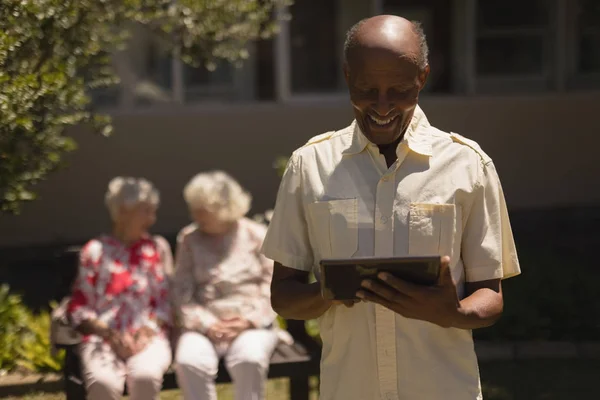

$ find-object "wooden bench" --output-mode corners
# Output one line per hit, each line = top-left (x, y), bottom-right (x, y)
(56, 247), (321, 400)
(60, 319), (320, 400)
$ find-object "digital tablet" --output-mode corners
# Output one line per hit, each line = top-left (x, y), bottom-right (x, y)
(319, 256), (441, 301)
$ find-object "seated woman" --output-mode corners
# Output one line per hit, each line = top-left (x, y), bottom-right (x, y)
(173, 171), (279, 400)
(67, 177), (173, 400)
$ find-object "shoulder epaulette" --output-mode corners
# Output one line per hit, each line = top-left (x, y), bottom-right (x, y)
(450, 132), (492, 164)
(302, 130), (336, 147)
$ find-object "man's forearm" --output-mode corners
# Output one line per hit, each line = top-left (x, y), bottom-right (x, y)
(271, 281), (332, 320)
(452, 288), (503, 329)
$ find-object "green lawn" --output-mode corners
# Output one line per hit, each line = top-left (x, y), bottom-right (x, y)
(4, 360), (598, 399)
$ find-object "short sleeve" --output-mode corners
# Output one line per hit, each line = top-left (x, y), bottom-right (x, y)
(261, 153), (313, 271)
(462, 162), (521, 282)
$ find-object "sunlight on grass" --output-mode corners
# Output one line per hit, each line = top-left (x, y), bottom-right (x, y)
(3, 360), (599, 400)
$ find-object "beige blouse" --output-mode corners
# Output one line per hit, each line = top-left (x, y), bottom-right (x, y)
(173, 218), (276, 334)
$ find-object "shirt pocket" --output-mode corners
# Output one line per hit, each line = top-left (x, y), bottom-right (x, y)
(408, 203), (456, 256)
(307, 198), (359, 259)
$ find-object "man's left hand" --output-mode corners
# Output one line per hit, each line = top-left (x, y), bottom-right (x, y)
(356, 256), (461, 328)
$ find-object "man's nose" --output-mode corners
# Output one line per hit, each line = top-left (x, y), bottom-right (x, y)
(372, 93), (394, 116)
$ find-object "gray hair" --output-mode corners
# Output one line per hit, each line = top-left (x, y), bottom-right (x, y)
(343, 18), (429, 70)
(104, 177), (160, 221)
(183, 171), (251, 222)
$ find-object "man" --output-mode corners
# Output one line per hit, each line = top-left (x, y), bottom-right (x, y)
(262, 15), (520, 400)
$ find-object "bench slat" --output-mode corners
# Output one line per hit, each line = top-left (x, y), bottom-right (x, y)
(271, 343), (310, 364)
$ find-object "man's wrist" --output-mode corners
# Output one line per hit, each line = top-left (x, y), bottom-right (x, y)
(313, 282), (333, 310)
(444, 305), (475, 329)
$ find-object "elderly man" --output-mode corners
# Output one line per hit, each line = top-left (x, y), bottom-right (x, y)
(262, 15), (520, 400)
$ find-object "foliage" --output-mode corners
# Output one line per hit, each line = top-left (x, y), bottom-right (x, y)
(272, 156), (290, 178)
(0, 285), (28, 372)
(17, 306), (64, 373)
(475, 243), (600, 341)
(0, 0), (291, 214)
(0, 285), (63, 374)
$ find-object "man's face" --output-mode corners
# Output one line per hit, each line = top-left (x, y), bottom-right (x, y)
(345, 47), (429, 146)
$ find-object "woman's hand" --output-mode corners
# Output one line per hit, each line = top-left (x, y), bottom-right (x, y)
(105, 330), (138, 360)
(133, 326), (156, 353)
(206, 317), (252, 344)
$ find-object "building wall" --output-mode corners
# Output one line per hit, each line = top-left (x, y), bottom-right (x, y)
(1, 92), (599, 247)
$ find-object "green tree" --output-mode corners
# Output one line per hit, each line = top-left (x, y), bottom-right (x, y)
(0, 0), (290, 214)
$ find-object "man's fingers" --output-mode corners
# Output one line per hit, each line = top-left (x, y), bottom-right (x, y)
(360, 279), (408, 303)
(332, 300), (359, 307)
(355, 290), (391, 308)
(375, 273), (420, 297)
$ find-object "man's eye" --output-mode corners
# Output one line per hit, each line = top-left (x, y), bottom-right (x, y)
(394, 87), (414, 94)
(355, 87), (375, 95)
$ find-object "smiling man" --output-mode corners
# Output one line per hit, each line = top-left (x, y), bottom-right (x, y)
(262, 15), (520, 400)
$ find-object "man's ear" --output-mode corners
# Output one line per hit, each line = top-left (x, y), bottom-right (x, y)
(343, 62), (350, 85)
(418, 64), (431, 90)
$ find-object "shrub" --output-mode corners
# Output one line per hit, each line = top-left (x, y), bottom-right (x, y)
(0, 285), (64, 374)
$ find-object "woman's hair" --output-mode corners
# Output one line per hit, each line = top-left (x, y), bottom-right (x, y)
(183, 171), (251, 222)
(104, 176), (160, 221)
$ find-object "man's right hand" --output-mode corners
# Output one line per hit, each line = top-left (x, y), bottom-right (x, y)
(332, 299), (360, 308)
(271, 262), (360, 320)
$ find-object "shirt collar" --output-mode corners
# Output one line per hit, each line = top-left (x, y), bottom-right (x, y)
(342, 105), (433, 157)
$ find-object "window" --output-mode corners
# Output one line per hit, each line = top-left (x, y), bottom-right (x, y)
(575, 0), (600, 74)
(289, 0), (339, 93)
(383, 0), (453, 94)
(133, 34), (174, 106)
(184, 62), (235, 102)
(475, 0), (553, 77)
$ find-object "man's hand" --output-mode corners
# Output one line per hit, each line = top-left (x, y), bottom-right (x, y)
(332, 299), (360, 308)
(356, 256), (461, 328)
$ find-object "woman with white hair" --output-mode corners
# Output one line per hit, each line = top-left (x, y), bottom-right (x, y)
(67, 177), (173, 400)
(173, 171), (279, 400)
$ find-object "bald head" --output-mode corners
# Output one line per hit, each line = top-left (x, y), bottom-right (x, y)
(344, 15), (429, 70)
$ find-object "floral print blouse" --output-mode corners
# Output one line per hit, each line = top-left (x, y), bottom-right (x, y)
(173, 218), (276, 334)
(67, 235), (173, 342)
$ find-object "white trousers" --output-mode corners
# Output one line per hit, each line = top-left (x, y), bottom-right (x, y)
(174, 329), (279, 400)
(79, 336), (172, 400)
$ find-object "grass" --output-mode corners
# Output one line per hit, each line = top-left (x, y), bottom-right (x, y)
(3, 360), (598, 399)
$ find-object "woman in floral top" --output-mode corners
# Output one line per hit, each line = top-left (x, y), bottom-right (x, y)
(173, 171), (279, 400)
(67, 177), (173, 400)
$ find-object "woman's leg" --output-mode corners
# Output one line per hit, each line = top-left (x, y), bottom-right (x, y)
(125, 336), (172, 400)
(174, 331), (220, 400)
(79, 341), (126, 400)
(224, 329), (279, 400)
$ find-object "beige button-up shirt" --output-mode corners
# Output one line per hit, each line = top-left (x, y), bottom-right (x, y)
(262, 106), (520, 400)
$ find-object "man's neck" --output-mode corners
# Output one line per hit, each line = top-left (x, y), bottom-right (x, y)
(377, 136), (403, 168)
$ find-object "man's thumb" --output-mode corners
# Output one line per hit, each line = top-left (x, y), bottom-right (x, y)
(438, 256), (452, 285)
